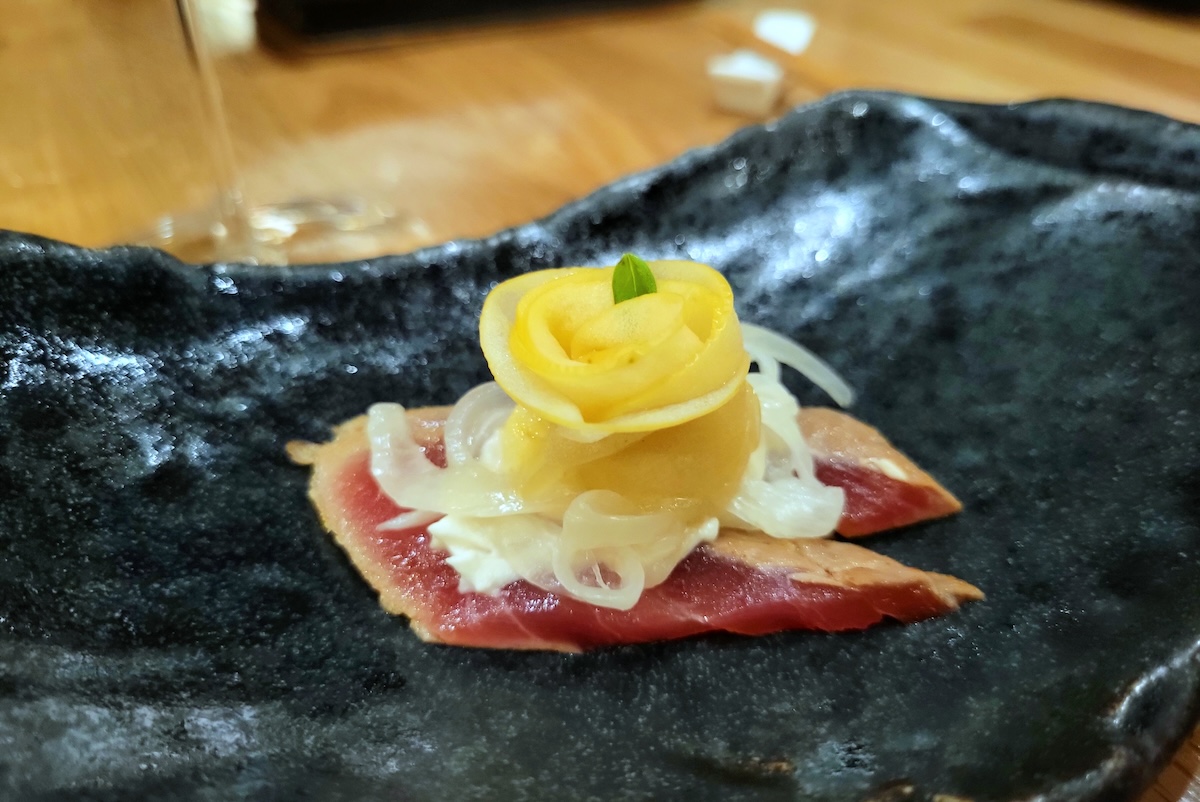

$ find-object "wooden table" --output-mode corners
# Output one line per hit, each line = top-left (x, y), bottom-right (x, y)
(2, 0), (1199, 797)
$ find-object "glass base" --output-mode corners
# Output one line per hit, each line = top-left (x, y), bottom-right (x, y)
(132, 197), (431, 265)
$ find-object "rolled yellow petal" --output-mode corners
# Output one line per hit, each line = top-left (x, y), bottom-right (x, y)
(480, 260), (750, 434)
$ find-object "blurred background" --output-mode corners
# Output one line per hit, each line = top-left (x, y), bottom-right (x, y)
(0, 0), (1197, 262)
(1, 0), (1199, 797)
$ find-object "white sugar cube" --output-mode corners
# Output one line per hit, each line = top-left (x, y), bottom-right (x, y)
(707, 50), (785, 117)
(753, 9), (817, 56)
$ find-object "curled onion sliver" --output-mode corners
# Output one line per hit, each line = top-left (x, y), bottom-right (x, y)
(743, 322), (854, 408)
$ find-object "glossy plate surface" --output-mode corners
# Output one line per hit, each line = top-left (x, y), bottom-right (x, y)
(1, 92), (1198, 801)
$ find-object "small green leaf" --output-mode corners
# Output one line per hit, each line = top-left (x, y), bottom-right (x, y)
(612, 253), (658, 304)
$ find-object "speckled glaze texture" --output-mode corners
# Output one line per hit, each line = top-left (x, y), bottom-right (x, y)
(1, 92), (1198, 801)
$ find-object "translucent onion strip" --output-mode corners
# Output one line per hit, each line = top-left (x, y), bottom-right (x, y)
(443, 382), (515, 468)
(379, 509), (443, 531)
(742, 322), (854, 408)
(722, 475), (844, 540)
(720, 375), (844, 539)
(367, 402), (557, 519)
(749, 374), (817, 482)
(367, 402), (441, 497)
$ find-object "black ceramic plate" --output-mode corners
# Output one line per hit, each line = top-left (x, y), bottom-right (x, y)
(1, 91), (1198, 802)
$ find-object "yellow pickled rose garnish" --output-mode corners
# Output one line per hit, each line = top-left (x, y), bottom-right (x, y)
(501, 381), (760, 516)
(479, 260), (750, 435)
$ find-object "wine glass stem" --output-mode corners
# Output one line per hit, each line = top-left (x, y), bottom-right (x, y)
(175, 0), (257, 257)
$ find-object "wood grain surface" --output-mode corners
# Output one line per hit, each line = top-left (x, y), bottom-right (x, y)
(2, 0), (1199, 798)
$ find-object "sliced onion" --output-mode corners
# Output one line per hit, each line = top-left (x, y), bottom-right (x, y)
(368, 401), (560, 519)
(722, 373), (844, 538)
(552, 492), (721, 609)
(379, 509), (443, 531)
(743, 322), (854, 408)
(367, 402), (441, 498)
(722, 477), (844, 539)
(559, 491), (678, 549)
(443, 382), (515, 468)
(426, 492), (719, 610)
(547, 492), (661, 609)
(553, 542), (646, 611)
(750, 374), (817, 481)
(750, 349), (781, 383)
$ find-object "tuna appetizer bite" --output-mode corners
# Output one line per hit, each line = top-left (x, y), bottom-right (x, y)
(290, 255), (979, 651)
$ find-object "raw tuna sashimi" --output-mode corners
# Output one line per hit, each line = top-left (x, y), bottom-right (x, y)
(289, 409), (979, 652)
